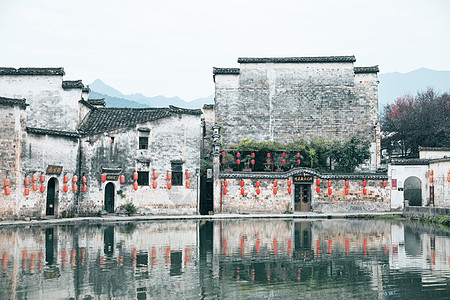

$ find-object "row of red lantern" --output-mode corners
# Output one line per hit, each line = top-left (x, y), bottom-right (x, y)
(316, 187), (368, 195)
(316, 179), (387, 188)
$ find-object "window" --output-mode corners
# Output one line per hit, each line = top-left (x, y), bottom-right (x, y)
(137, 171), (149, 186)
(139, 137), (148, 150)
(171, 162), (183, 186)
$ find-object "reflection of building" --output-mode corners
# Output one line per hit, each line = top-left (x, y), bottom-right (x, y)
(0, 68), (202, 218)
(389, 147), (450, 210)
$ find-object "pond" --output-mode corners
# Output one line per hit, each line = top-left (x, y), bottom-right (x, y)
(1, 219), (449, 299)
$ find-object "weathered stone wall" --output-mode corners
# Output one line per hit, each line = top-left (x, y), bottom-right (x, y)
(79, 114), (201, 214)
(0, 104), (26, 218)
(218, 170), (389, 214)
(214, 60), (379, 171)
(429, 160), (450, 207)
(0, 75), (82, 131)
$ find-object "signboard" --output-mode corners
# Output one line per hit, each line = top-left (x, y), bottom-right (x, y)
(293, 174), (313, 184)
(46, 165), (63, 175)
(391, 179), (397, 190)
(397, 180), (403, 191)
(106, 174), (119, 181)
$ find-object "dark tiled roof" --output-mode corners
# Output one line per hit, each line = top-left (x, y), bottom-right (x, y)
(419, 146), (450, 152)
(0, 96), (28, 108)
(237, 56), (356, 64)
(79, 100), (95, 110)
(390, 159), (430, 165)
(203, 104), (214, 109)
(87, 98), (106, 107)
(0, 67), (65, 76)
(354, 66), (379, 74)
(213, 68), (240, 75)
(62, 80), (84, 89)
(79, 105), (201, 135)
(27, 127), (80, 138)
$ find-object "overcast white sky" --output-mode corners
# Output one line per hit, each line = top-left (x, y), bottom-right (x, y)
(1, 0), (449, 101)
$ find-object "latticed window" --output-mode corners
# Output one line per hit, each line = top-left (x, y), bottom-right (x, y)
(139, 137), (148, 149)
(137, 171), (149, 186)
(171, 162), (183, 186)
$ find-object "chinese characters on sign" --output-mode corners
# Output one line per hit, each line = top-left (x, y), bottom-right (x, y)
(106, 174), (119, 181)
(46, 165), (63, 175)
(293, 174), (313, 183)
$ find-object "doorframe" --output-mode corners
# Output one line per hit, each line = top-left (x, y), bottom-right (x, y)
(294, 183), (312, 212)
(46, 177), (59, 216)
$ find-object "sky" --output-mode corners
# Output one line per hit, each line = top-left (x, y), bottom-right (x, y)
(1, 0), (449, 101)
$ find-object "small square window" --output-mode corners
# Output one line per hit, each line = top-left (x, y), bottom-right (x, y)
(137, 171), (149, 186)
(139, 137), (148, 150)
(171, 162), (183, 186)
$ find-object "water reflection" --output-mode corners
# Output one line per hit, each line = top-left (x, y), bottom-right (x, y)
(1, 219), (449, 299)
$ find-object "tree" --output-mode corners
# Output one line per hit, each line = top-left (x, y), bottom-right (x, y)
(381, 88), (450, 158)
(330, 137), (371, 173)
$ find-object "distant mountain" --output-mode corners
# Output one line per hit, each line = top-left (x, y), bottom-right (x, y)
(88, 79), (214, 109)
(378, 68), (450, 110)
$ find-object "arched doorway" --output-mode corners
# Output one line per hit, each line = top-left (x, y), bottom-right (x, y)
(104, 183), (115, 213)
(46, 178), (58, 215)
(404, 176), (422, 206)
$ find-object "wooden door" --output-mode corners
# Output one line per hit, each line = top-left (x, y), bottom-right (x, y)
(294, 184), (311, 212)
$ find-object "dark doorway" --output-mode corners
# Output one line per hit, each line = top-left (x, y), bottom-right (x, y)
(404, 176), (422, 206)
(45, 227), (55, 265)
(46, 178), (58, 216)
(200, 175), (213, 215)
(294, 184), (311, 212)
(105, 183), (115, 213)
(104, 226), (115, 256)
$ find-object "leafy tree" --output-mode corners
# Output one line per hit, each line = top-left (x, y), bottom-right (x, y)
(381, 88), (450, 158)
(330, 136), (370, 173)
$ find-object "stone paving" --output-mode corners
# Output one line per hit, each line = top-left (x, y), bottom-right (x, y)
(0, 211), (403, 227)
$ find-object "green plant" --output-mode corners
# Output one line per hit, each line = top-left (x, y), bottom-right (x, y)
(437, 215), (450, 227)
(120, 202), (137, 215)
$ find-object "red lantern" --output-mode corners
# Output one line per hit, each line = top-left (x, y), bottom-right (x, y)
(237, 159), (241, 165)
(316, 178), (320, 186)
(447, 175), (450, 183)
(362, 188), (367, 195)
(363, 180), (367, 187)
(223, 188), (227, 195)
(4, 187), (10, 195)
(101, 174), (106, 182)
(63, 184), (68, 193)
(383, 181), (387, 188)
(40, 185), (45, 193)
(72, 175), (78, 183)
(167, 182), (172, 190)
(72, 184), (77, 192)
(222, 159), (226, 164)
(120, 175), (125, 184)
(282, 152), (286, 158)
(153, 181), (157, 189)
(222, 152), (226, 157)
(267, 153), (271, 158)
(328, 188), (332, 195)
(256, 181), (260, 187)
(32, 183), (38, 191)
(297, 159), (301, 165)
(251, 152), (255, 158)
(133, 181), (138, 190)
(82, 176), (87, 184)
(24, 177), (30, 186)
(287, 180), (292, 186)
(273, 188), (277, 195)
(316, 186), (320, 193)
(186, 171), (191, 179)
(297, 153), (300, 158)
(4, 179), (10, 187)
(251, 159), (255, 165)
(186, 181), (190, 188)
(240, 180), (245, 187)
(327, 180), (332, 187)
(430, 177), (434, 183)
(63, 174), (69, 183)
(32, 174), (38, 182)
(152, 171), (158, 179)
(241, 188), (245, 195)
(345, 181), (349, 188)
(223, 180), (228, 187)
(282, 159), (286, 164)
(40, 174), (45, 183)
(345, 188), (349, 195)
(288, 187), (292, 194)
(82, 185), (87, 193)
(256, 188), (260, 195)
(237, 152), (241, 158)
(430, 170), (434, 176)
(133, 172), (138, 181)
(24, 188), (29, 196)
(167, 172), (172, 181)
(273, 180), (277, 187)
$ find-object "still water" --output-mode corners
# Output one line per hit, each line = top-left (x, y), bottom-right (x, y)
(1, 219), (449, 299)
